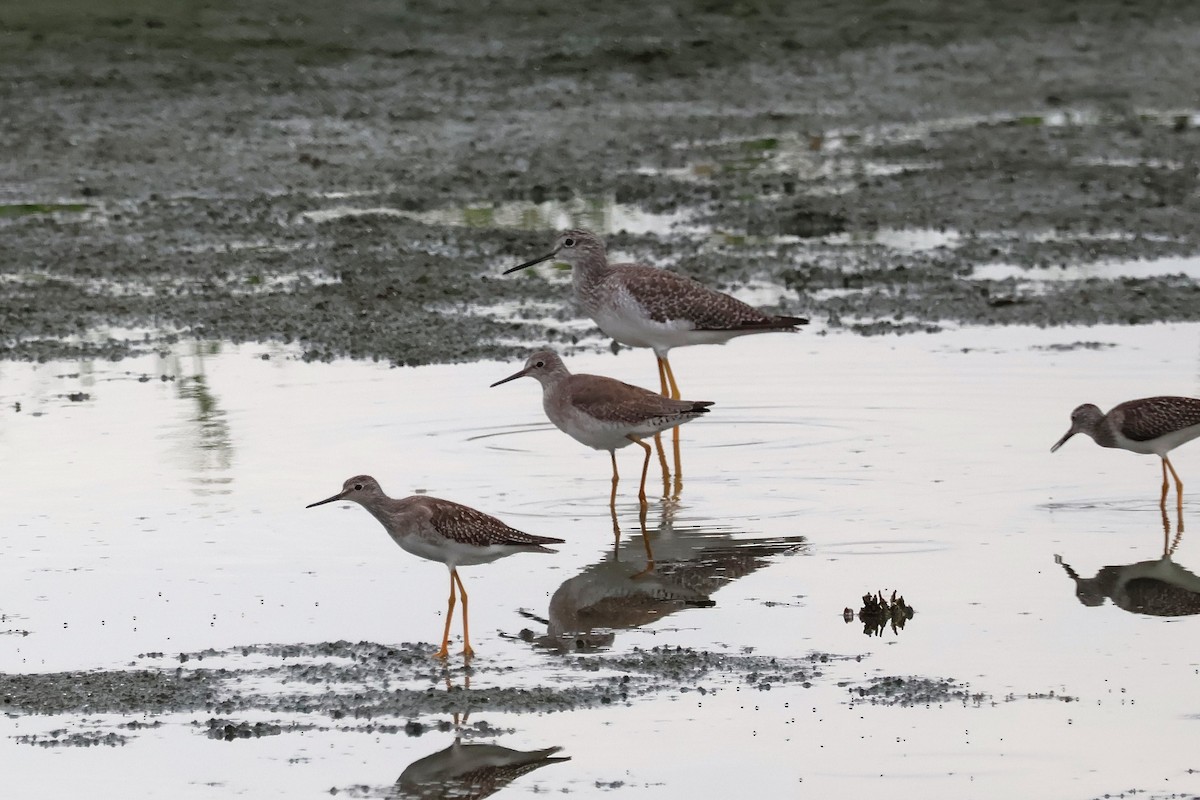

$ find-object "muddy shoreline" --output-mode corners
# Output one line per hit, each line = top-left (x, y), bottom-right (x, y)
(1, 640), (1058, 736)
(2, 0), (1199, 364)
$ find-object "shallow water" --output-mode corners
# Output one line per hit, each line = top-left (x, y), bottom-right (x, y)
(3, 323), (1200, 798)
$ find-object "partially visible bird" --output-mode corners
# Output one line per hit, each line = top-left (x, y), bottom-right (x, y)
(306, 475), (563, 658)
(1051, 396), (1200, 509)
(490, 350), (713, 507)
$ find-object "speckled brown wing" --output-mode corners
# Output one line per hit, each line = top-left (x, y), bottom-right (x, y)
(564, 374), (713, 424)
(422, 498), (564, 548)
(612, 265), (806, 331)
(1114, 396), (1200, 442)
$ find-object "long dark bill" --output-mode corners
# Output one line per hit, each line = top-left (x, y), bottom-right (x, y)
(306, 492), (346, 508)
(1049, 429), (1077, 453)
(489, 367), (530, 388)
(502, 251), (557, 275)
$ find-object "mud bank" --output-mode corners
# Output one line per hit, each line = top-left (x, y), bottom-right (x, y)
(0, 642), (830, 727)
(2, 0), (1200, 363)
(1, 641), (1069, 742)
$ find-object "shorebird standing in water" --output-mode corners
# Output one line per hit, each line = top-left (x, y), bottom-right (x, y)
(491, 350), (713, 507)
(307, 475), (563, 659)
(504, 229), (804, 493)
(1051, 396), (1200, 511)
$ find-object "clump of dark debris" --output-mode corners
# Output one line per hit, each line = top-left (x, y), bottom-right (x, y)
(844, 590), (915, 636)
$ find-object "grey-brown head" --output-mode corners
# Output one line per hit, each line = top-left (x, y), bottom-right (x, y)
(490, 350), (571, 389)
(1050, 403), (1106, 452)
(503, 229), (606, 275)
(306, 474), (388, 509)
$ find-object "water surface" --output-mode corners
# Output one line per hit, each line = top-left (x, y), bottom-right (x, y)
(2, 324), (1200, 798)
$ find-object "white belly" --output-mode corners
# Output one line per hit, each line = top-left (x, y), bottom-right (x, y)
(1116, 422), (1200, 456)
(591, 297), (744, 355)
(396, 532), (512, 568)
(545, 399), (639, 451)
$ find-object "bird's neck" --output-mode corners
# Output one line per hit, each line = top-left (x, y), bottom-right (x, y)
(358, 498), (409, 538)
(1089, 424), (1120, 449)
(571, 255), (611, 296)
(538, 369), (571, 397)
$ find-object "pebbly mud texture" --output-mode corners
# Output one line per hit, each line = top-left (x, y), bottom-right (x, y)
(845, 676), (1078, 708)
(0, 641), (1071, 745)
(0, 641), (838, 744)
(2, 0), (1200, 363)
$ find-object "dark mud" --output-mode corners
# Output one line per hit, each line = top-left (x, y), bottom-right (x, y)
(843, 675), (1066, 708)
(2, 641), (1070, 744)
(0, 641), (837, 741)
(3, 1), (1200, 363)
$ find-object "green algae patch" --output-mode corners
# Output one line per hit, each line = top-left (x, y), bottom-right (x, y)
(0, 203), (91, 217)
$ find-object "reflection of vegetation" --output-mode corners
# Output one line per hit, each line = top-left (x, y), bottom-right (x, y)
(846, 590), (915, 637)
(160, 341), (234, 490)
(178, 375), (230, 455)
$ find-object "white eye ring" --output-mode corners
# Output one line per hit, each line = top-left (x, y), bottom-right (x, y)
(562, 238), (576, 247)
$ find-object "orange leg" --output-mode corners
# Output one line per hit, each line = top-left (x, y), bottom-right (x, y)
(1164, 455), (1184, 515)
(653, 358), (671, 496)
(661, 356), (682, 400)
(609, 450), (620, 508)
(435, 570), (456, 659)
(453, 569), (474, 658)
(1160, 458), (1170, 508)
(627, 435), (652, 507)
(659, 357), (685, 495)
(655, 356), (686, 497)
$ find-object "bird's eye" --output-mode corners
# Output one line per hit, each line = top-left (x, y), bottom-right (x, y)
(562, 237), (576, 248)
(353, 483), (363, 491)
(535, 360), (545, 368)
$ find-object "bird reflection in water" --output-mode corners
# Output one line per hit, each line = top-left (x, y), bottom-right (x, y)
(390, 673), (569, 799)
(1055, 505), (1200, 616)
(519, 502), (807, 653)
